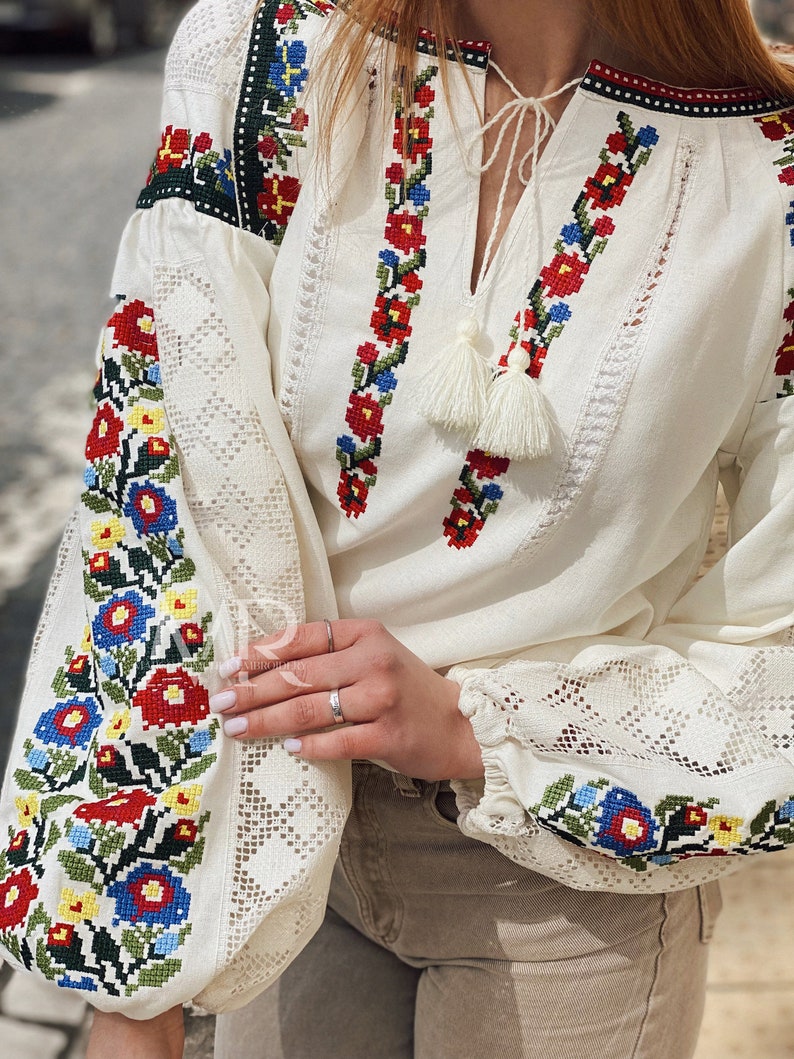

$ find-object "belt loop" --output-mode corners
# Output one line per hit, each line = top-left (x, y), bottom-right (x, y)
(391, 772), (422, 797)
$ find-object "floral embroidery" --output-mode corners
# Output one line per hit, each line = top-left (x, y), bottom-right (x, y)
(532, 774), (794, 871)
(755, 110), (794, 398)
(234, 0), (332, 240)
(335, 66), (438, 519)
(0, 297), (218, 999)
(137, 127), (238, 225)
(444, 112), (660, 549)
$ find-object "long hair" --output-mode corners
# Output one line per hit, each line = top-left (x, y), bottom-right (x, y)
(305, 0), (794, 156)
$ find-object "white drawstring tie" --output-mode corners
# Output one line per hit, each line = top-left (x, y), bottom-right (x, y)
(417, 63), (580, 460)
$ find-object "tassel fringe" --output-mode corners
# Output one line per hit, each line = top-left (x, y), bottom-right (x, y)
(472, 365), (553, 461)
(416, 318), (490, 433)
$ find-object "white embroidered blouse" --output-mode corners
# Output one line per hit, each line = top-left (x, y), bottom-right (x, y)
(91, 0), (794, 892)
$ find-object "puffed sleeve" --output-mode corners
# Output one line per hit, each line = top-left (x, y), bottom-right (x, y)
(449, 271), (794, 896)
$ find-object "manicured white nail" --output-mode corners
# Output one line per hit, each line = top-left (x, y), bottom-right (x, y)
(223, 716), (248, 737)
(218, 657), (243, 680)
(209, 690), (237, 713)
(283, 738), (302, 754)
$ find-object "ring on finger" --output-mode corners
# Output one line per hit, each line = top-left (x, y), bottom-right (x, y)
(324, 618), (335, 655)
(329, 688), (345, 725)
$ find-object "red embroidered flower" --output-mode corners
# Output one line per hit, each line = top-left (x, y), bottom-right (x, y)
(384, 211), (426, 254)
(371, 293), (412, 346)
(85, 403), (124, 461)
(757, 109), (794, 141)
(8, 831), (28, 853)
(108, 299), (158, 358)
(179, 623), (204, 650)
(193, 131), (213, 153)
(593, 215), (616, 236)
(155, 126), (190, 174)
(96, 745), (119, 770)
(400, 272), (423, 293)
(606, 131), (628, 155)
(684, 805), (709, 828)
(173, 819), (198, 843)
(414, 84), (435, 108)
(345, 393), (385, 441)
(583, 163), (634, 209)
(784, 300), (794, 323)
(466, 449), (511, 480)
(358, 458), (378, 477)
(68, 655), (89, 675)
(257, 135), (279, 160)
(443, 508), (486, 550)
(776, 333), (794, 376)
(356, 342), (380, 365)
(778, 166), (794, 186)
(393, 116), (432, 163)
(453, 486), (474, 505)
(337, 472), (369, 518)
(89, 552), (110, 575)
(276, 2), (295, 22)
(0, 869), (39, 931)
(47, 923), (75, 948)
(540, 252), (590, 298)
(132, 667), (210, 729)
(75, 789), (156, 827)
(258, 174), (301, 223)
(147, 436), (170, 458)
(386, 163), (404, 185)
(291, 107), (309, 131)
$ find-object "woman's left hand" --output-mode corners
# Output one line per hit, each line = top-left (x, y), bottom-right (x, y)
(209, 619), (484, 782)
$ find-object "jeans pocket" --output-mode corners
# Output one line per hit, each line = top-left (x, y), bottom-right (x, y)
(429, 783), (462, 829)
(697, 880), (723, 943)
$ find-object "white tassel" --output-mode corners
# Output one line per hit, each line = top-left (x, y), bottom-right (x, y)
(416, 317), (490, 434)
(472, 346), (553, 460)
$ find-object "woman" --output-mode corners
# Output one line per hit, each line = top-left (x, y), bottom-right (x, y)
(54, 0), (794, 1055)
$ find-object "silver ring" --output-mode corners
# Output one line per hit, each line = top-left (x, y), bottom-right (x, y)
(324, 618), (335, 655)
(329, 689), (345, 725)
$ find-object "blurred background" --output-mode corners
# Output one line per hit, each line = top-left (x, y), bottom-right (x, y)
(1, 1), (793, 1057)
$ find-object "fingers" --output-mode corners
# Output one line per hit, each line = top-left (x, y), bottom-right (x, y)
(218, 619), (385, 678)
(221, 686), (362, 740)
(210, 652), (348, 715)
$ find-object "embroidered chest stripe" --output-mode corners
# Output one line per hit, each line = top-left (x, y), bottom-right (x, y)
(336, 66), (439, 519)
(443, 111), (660, 550)
(755, 108), (794, 398)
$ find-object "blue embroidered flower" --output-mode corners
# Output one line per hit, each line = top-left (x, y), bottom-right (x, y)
(375, 370), (398, 393)
(650, 854), (673, 866)
(408, 182), (430, 207)
(594, 787), (659, 858)
(560, 222), (583, 246)
(167, 535), (184, 557)
(572, 783), (599, 810)
(189, 730), (212, 754)
(92, 591), (155, 649)
(146, 363), (162, 384)
(100, 655), (118, 678)
(34, 697), (102, 750)
(26, 749), (49, 770)
(59, 974), (98, 993)
(67, 824), (93, 850)
(84, 466), (97, 487)
(787, 201), (794, 246)
(379, 249), (400, 269)
(337, 434), (356, 455)
(637, 125), (660, 147)
(123, 480), (178, 537)
(108, 863), (191, 927)
(480, 482), (504, 502)
(269, 40), (308, 98)
(779, 799), (794, 822)
(214, 150), (236, 199)
(154, 931), (181, 956)
(549, 302), (572, 323)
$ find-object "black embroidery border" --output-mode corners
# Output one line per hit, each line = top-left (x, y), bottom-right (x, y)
(137, 157), (239, 225)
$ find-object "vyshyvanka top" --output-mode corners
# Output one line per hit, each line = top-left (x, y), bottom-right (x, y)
(12, 0), (794, 897)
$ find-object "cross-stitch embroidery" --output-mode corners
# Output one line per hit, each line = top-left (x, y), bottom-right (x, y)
(532, 773), (794, 871)
(444, 111), (660, 549)
(137, 127), (238, 225)
(0, 298), (218, 998)
(336, 65), (438, 518)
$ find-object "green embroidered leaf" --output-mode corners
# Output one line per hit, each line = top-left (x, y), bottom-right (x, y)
(538, 774), (575, 811)
(49, 749), (79, 780)
(13, 769), (45, 792)
(750, 800), (778, 837)
(88, 765), (113, 800)
(84, 571), (111, 603)
(138, 386), (164, 403)
(130, 958), (183, 993)
(27, 903), (51, 935)
(43, 821), (62, 854)
(57, 849), (98, 885)
(1, 932), (21, 963)
(121, 929), (147, 959)
(562, 810), (591, 840)
(168, 559), (196, 584)
(81, 491), (113, 514)
(35, 938), (59, 980)
(654, 795), (694, 820)
(156, 732), (186, 762)
(178, 756), (215, 783)
(101, 680), (128, 705)
(41, 794), (79, 817)
(169, 835), (206, 874)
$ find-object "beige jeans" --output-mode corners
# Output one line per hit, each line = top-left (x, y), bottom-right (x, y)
(215, 763), (721, 1059)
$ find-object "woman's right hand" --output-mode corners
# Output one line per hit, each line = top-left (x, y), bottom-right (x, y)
(86, 1004), (185, 1059)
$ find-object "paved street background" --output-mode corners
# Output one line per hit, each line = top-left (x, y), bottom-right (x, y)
(1, 22), (793, 1059)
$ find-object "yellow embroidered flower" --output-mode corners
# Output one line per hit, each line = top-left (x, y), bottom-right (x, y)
(161, 784), (203, 816)
(57, 887), (100, 924)
(164, 589), (198, 621)
(127, 405), (165, 435)
(90, 516), (125, 550)
(80, 625), (92, 651)
(105, 709), (131, 740)
(15, 795), (39, 827)
(709, 815), (743, 849)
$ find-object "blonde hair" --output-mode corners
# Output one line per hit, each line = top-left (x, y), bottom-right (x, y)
(303, 0), (794, 153)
